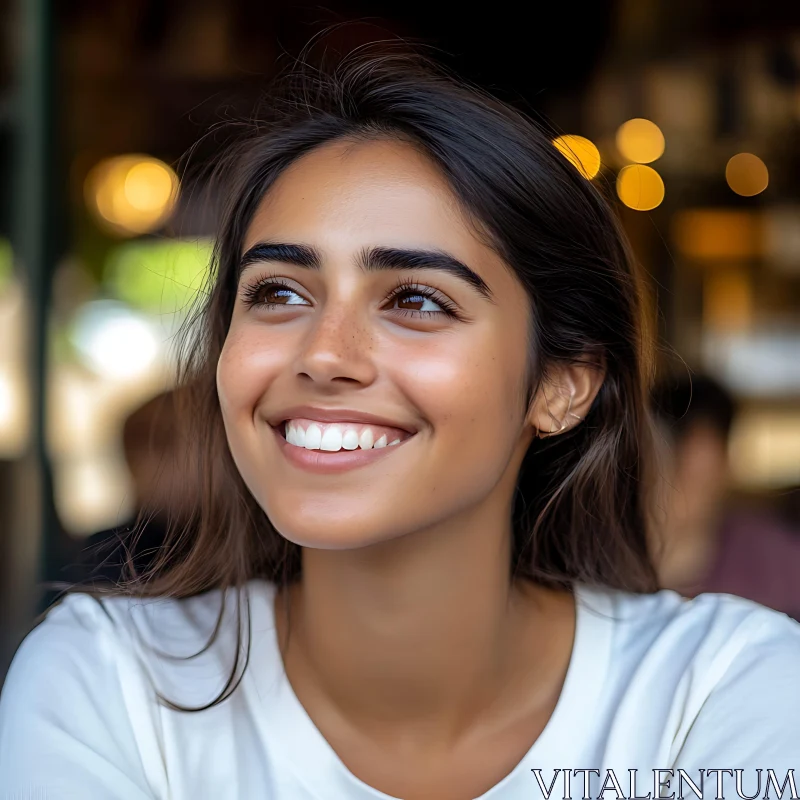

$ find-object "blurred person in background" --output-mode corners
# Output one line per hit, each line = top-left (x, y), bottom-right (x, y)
(651, 374), (800, 618)
(1, 53), (799, 799)
(76, 388), (194, 586)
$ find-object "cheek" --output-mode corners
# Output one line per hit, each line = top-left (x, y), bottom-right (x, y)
(392, 323), (529, 449)
(216, 323), (287, 420)
(216, 324), (288, 506)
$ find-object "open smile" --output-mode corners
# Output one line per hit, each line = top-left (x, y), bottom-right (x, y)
(270, 416), (416, 474)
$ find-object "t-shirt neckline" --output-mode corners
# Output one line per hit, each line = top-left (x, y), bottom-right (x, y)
(247, 581), (613, 800)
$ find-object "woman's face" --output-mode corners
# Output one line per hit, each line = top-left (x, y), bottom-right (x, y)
(217, 138), (534, 549)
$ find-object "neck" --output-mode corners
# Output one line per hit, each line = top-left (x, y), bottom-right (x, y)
(276, 499), (573, 745)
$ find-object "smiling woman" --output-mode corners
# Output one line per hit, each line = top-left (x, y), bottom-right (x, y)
(1, 51), (799, 800)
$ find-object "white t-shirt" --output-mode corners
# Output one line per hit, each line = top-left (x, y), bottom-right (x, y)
(1, 581), (799, 799)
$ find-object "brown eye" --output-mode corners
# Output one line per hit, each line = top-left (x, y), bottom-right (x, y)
(391, 289), (443, 313)
(241, 279), (310, 309)
(263, 286), (297, 304)
(395, 291), (427, 311)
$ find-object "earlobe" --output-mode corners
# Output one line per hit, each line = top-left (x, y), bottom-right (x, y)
(536, 391), (584, 438)
(528, 361), (605, 439)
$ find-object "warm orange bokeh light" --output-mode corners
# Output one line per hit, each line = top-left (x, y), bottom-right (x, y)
(85, 155), (179, 236)
(672, 209), (761, 260)
(616, 164), (665, 210)
(615, 119), (665, 164)
(552, 135), (602, 179)
(725, 153), (769, 197)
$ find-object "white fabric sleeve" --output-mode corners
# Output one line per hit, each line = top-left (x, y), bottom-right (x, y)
(669, 609), (800, 788)
(0, 594), (161, 800)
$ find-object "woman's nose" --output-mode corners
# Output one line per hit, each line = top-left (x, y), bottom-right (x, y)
(292, 304), (379, 387)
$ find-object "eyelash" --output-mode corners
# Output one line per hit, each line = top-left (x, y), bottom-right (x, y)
(382, 279), (462, 319)
(239, 273), (463, 320)
(239, 273), (296, 308)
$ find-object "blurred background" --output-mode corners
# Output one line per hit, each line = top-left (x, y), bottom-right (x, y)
(1, 0), (800, 675)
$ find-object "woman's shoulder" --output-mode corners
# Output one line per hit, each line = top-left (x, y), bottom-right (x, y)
(0, 580), (279, 793)
(27, 583), (224, 634)
(52, 577), (275, 631)
(580, 585), (800, 762)
(2, 580), (279, 705)
(586, 584), (800, 668)
(608, 583), (797, 634)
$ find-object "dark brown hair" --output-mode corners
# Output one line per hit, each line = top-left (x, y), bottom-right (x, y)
(102, 50), (659, 708)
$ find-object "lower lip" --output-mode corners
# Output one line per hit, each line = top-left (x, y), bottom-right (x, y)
(272, 425), (413, 474)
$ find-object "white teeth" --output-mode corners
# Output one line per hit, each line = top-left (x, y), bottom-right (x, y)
(304, 423), (322, 450)
(286, 423), (302, 446)
(283, 421), (407, 452)
(342, 429), (360, 450)
(320, 426), (343, 452)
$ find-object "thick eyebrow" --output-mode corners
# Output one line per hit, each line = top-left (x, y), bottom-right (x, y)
(238, 241), (493, 301)
(239, 242), (321, 273)
(358, 246), (493, 300)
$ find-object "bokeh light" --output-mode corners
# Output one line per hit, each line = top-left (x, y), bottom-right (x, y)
(704, 268), (752, 331)
(616, 164), (665, 210)
(71, 301), (160, 379)
(730, 409), (800, 489)
(552, 135), (601, 179)
(615, 118), (665, 164)
(0, 372), (12, 424)
(725, 153), (769, 197)
(672, 209), (761, 260)
(0, 366), (27, 458)
(85, 155), (179, 236)
(104, 238), (213, 314)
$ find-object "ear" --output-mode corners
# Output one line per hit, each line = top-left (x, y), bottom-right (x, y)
(527, 359), (605, 438)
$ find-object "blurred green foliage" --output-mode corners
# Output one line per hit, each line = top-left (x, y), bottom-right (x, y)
(103, 238), (213, 315)
(0, 238), (12, 290)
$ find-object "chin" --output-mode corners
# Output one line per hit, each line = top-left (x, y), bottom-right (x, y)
(265, 503), (405, 551)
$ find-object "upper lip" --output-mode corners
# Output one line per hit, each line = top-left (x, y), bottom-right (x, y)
(266, 405), (419, 434)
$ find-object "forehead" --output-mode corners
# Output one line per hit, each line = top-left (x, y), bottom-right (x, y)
(242, 138), (481, 253)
